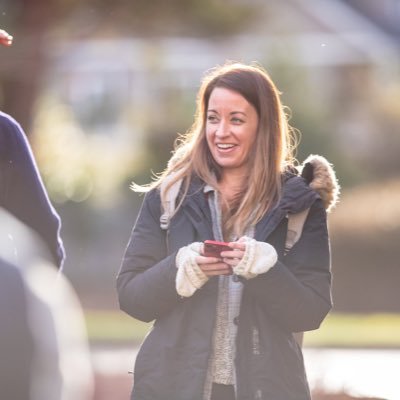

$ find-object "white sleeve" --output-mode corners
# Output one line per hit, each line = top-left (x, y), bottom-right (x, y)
(232, 236), (277, 280)
(175, 242), (209, 297)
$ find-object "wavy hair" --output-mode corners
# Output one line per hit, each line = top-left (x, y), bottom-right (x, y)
(133, 62), (297, 237)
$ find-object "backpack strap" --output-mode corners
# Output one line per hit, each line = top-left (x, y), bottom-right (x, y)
(159, 174), (183, 230)
(273, 207), (317, 347)
(284, 208), (310, 255)
(285, 208), (311, 348)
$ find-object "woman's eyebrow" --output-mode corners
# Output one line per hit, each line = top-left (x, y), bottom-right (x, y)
(207, 109), (247, 116)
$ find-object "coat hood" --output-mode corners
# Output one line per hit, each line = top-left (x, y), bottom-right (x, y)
(298, 155), (340, 213)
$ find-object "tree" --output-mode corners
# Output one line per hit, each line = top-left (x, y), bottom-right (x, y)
(0, 0), (257, 132)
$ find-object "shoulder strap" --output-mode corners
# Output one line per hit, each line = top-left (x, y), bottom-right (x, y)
(284, 208), (310, 255)
(159, 174), (183, 230)
(285, 207), (311, 347)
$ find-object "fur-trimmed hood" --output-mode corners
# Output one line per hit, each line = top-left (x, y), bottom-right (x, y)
(298, 154), (340, 213)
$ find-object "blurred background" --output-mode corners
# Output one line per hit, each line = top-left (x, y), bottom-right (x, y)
(1, 0), (399, 399)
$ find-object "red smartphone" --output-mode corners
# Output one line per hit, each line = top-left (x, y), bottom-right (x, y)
(204, 240), (232, 258)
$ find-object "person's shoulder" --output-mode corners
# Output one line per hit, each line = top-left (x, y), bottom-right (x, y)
(281, 155), (340, 213)
(138, 187), (162, 213)
(282, 167), (307, 190)
(0, 112), (33, 162)
(0, 111), (20, 130)
(146, 186), (161, 201)
(0, 111), (26, 146)
(279, 167), (318, 213)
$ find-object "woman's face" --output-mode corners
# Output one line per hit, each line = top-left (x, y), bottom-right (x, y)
(206, 87), (259, 177)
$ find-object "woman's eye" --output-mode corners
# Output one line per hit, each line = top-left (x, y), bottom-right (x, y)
(232, 117), (244, 124)
(207, 115), (218, 123)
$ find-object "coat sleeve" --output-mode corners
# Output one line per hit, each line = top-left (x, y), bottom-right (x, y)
(0, 113), (65, 269)
(116, 189), (182, 322)
(244, 198), (332, 332)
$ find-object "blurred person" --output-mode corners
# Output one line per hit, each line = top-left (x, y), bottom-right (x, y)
(117, 62), (339, 400)
(1, 28), (64, 269)
(0, 111), (65, 268)
(0, 213), (94, 400)
(24, 258), (94, 400)
(0, 257), (35, 399)
(1, 29), (92, 399)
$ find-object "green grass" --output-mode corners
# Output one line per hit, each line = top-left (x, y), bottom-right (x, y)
(85, 310), (400, 348)
(304, 312), (400, 348)
(85, 310), (151, 344)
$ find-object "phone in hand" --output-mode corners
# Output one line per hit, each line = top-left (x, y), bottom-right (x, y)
(203, 240), (232, 258)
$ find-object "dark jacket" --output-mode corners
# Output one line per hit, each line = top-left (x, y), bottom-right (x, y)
(117, 174), (332, 400)
(0, 258), (34, 400)
(0, 111), (65, 268)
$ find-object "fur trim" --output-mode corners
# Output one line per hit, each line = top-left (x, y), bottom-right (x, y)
(299, 155), (340, 213)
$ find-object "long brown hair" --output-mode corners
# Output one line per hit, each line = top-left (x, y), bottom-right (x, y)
(133, 61), (297, 237)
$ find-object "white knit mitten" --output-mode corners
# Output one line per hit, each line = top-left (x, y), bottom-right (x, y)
(175, 242), (209, 297)
(232, 236), (277, 279)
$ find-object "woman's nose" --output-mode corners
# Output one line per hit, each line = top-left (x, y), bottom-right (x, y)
(215, 120), (229, 137)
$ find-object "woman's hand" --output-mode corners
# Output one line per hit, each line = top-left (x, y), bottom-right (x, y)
(175, 241), (234, 297)
(197, 249), (232, 277)
(198, 238), (246, 276)
(221, 236), (278, 279)
(0, 29), (13, 47)
(220, 238), (247, 269)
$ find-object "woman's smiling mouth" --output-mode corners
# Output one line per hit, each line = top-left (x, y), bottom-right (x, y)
(216, 143), (236, 150)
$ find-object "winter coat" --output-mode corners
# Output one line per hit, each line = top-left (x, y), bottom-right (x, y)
(117, 164), (335, 400)
(0, 111), (65, 268)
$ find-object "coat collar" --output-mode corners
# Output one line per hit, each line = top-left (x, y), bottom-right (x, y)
(255, 174), (319, 241)
(180, 173), (319, 242)
(180, 176), (214, 241)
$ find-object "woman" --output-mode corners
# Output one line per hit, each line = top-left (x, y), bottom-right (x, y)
(117, 62), (338, 400)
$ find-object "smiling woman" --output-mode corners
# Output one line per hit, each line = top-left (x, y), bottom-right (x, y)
(117, 61), (337, 400)
(206, 87), (258, 179)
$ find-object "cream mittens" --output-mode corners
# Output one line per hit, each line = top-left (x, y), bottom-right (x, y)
(232, 236), (278, 280)
(176, 242), (209, 297)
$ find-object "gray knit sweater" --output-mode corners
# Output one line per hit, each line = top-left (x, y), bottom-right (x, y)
(203, 186), (254, 400)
